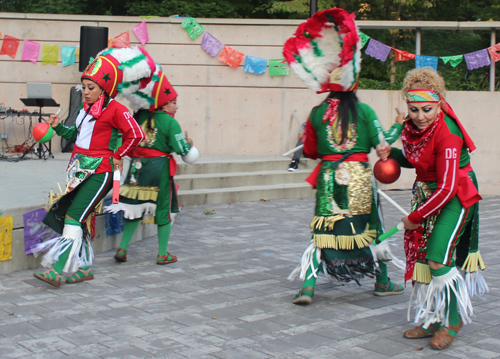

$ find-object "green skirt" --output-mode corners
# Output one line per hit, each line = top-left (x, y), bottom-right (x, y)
(311, 160), (378, 283)
(119, 156), (179, 225)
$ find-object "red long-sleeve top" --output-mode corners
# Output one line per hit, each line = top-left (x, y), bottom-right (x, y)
(391, 114), (480, 224)
(55, 99), (144, 173)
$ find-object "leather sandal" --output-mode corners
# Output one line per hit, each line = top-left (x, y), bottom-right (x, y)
(157, 253), (177, 265)
(114, 248), (127, 262)
(403, 325), (439, 339)
(374, 278), (404, 296)
(292, 286), (314, 305)
(430, 319), (463, 350)
(33, 269), (62, 287)
(66, 268), (94, 284)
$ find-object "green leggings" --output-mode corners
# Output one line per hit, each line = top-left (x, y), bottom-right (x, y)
(426, 196), (476, 266)
(52, 173), (112, 275)
(120, 218), (172, 256)
(66, 172), (113, 223)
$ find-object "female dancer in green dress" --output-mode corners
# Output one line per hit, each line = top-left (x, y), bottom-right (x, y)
(284, 8), (405, 304)
(106, 66), (198, 264)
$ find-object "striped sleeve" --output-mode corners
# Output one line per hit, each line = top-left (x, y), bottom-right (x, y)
(408, 134), (463, 224)
(113, 109), (145, 159)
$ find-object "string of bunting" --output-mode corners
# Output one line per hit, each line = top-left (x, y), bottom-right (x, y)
(2, 17), (498, 76)
(360, 31), (500, 71)
(180, 17), (290, 76)
(0, 21), (151, 67)
(0, 18), (291, 76)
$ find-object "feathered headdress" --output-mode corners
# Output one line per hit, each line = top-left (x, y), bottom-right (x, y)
(81, 46), (156, 98)
(283, 8), (362, 93)
(125, 64), (177, 112)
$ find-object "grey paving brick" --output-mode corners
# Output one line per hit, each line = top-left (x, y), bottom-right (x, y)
(212, 346), (270, 359)
(358, 338), (416, 356)
(310, 326), (364, 341)
(0, 344), (34, 358)
(281, 331), (337, 350)
(254, 337), (312, 355)
(100, 345), (156, 358)
(342, 318), (393, 333)
(28, 328), (74, 340)
(0, 321), (43, 337)
(18, 335), (76, 354)
(30, 317), (81, 331)
(330, 346), (390, 358)
(60, 330), (116, 346)
(97, 324), (151, 340)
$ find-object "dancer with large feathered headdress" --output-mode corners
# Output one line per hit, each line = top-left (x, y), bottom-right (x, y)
(285, 8), (405, 304)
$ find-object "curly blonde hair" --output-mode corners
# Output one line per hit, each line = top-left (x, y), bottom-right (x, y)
(401, 68), (446, 99)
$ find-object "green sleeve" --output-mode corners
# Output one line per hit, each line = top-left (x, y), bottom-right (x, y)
(359, 103), (402, 147)
(382, 123), (403, 144)
(54, 123), (77, 143)
(167, 120), (191, 156)
(368, 119), (402, 147)
(389, 147), (413, 168)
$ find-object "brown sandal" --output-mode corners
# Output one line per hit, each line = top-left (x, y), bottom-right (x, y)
(33, 269), (62, 287)
(157, 253), (177, 265)
(430, 319), (463, 350)
(374, 278), (404, 296)
(403, 325), (439, 339)
(114, 248), (127, 262)
(292, 286), (314, 305)
(65, 268), (94, 284)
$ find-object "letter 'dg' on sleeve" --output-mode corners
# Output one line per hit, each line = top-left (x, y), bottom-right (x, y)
(445, 148), (457, 159)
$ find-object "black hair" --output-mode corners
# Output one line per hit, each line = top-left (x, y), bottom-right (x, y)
(317, 91), (359, 144)
(133, 109), (154, 133)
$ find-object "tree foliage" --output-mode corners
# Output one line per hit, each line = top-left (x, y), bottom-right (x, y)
(0, 0), (275, 18)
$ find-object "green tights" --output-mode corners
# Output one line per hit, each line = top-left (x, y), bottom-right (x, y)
(120, 218), (173, 261)
(297, 249), (320, 298)
(374, 262), (401, 292)
(432, 266), (460, 335)
(417, 266), (460, 335)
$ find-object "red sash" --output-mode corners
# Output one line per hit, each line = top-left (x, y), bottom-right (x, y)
(130, 147), (177, 177)
(457, 163), (482, 208)
(306, 153), (369, 189)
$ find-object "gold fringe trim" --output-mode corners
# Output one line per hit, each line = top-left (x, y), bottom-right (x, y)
(94, 199), (104, 215)
(313, 224), (376, 250)
(310, 215), (344, 232)
(461, 250), (486, 273)
(411, 262), (432, 284)
(120, 185), (159, 202)
(350, 222), (357, 235)
(83, 199), (104, 233)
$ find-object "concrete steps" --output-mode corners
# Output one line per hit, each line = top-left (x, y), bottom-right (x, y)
(175, 156), (316, 206)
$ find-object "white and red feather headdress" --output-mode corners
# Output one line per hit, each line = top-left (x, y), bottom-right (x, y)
(283, 8), (362, 93)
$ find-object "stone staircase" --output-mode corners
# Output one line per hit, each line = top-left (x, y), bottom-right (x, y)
(175, 156), (317, 206)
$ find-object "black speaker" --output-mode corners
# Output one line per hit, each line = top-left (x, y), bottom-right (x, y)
(79, 26), (109, 72)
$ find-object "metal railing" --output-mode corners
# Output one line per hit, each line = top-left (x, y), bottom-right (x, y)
(357, 20), (500, 91)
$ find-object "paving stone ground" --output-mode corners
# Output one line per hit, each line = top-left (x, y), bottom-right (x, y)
(0, 193), (499, 359)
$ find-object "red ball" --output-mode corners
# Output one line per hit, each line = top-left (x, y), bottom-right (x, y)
(373, 158), (401, 184)
(33, 122), (53, 143)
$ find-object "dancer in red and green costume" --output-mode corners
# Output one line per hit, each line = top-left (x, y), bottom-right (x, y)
(106, 65), (198, 264)
(377, 68), (487, 350)
(284, 8), (405, 305)
(32, 47), (154, 287)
